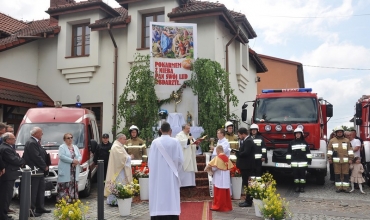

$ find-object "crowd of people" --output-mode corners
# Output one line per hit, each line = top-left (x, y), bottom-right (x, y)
(0, 119), (368, 220)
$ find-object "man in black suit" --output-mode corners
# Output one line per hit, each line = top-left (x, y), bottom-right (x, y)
(0, 132), (25, 220)
(23, 127), (51, 216)
(234, 127), (255, 207)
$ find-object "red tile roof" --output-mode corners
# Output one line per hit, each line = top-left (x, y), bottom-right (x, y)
(0, 77), (54, 107)
(0, 19), (60, 52)
(0, 12), (28, 36)
(167, 0), (256, 42)
(46, 0), (120, 18)
(89, 7), (130, 30)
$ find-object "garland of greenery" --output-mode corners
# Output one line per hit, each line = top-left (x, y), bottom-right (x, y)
(156, 81), (190, 107)
(187, 58), (239, 152)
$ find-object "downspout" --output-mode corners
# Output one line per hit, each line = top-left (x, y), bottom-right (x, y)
(107, 23), (118, 137)
(225, 29), (240, 117)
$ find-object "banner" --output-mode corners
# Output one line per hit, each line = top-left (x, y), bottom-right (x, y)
(150, 22), (197, 90)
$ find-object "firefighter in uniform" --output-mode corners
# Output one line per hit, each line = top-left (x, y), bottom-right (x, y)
(248, 124), (267, 178)
(286, 128), (312, 193)
(126, 125), (147, 162)
(225, 121), (239, 150)
(327, 126), (354, 193)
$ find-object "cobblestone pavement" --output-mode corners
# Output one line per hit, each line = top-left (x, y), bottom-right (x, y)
(9, 170), (370, 219)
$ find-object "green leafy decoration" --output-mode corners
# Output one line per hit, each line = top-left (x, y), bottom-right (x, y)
(187, 58), (239, 152)
(116, 54), (158, 145)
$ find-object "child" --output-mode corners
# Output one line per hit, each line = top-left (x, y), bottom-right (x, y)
(350, 156), (365, 194)
(204, 145), (234, 212)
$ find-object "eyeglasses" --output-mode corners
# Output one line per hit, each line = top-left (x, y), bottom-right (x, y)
(65, 137), (73, 140)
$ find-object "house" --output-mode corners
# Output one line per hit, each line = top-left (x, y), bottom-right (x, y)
(0, 0), (267, 136)
(257, 54), (305, 93)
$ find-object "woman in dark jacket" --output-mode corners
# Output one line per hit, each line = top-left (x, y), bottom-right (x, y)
(286, 128), (312, 192)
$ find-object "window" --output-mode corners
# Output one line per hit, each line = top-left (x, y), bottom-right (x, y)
(141, 12), (165, 48)
(72, 23), (90, 56)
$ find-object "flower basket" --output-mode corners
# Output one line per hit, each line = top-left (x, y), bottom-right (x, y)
(117, 197), (133, 216)
(246, 173), (276, 200)
(133, 163), (149, 200)
(106, 179), (140, 201)
(231, 177), (242, 199)
(53, 197), (89, 220)
(261, 184), (291, 220)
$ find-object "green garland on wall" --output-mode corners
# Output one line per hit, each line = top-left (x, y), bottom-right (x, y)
(157, 81), (190, 107)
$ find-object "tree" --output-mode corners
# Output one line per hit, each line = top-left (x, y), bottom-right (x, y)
(187, 58), (239, 151)
(332, 125), (355, 132)
(116, 54), (158, 144)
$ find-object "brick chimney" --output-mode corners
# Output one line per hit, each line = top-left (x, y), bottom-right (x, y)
(49, 0), (75, 26)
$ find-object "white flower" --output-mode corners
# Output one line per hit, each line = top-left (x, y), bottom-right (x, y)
(69, 211), (73, 215)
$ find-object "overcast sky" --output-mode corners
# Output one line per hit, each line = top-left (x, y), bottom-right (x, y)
(1, 0), (370, 134)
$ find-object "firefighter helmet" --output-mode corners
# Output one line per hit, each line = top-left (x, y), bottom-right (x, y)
(225, 121), (233, 129)
(250, 124), (259, 130)
(129, 125), (140, 135)
(294, 127), (303, 134)
(334, 126), (344, 132)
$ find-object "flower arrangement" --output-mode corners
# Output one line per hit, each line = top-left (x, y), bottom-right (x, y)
(230, 164), (242, 177)
(261, 184), (292, 220)
(158, 109), (168, 119)
(53, 197), (89, 220)
(133, 162), (149, 179)
(246, 172), (276, 200)
(106, 178), (140, 199)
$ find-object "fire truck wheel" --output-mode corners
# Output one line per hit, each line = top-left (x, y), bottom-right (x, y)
(80, 174), (91, 198)
(316, 175), (325, 185)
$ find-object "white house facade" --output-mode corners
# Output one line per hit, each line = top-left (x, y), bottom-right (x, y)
(0, 0), (267, 136)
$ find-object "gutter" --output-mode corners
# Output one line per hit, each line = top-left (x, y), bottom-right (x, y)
(107, 23), (118, 137)
(225, 29), (240, 117)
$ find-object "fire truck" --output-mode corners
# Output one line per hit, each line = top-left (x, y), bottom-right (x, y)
(241, 88), (333, 184)
(15, 106), (100, 198)
(353, 95), (370, 185)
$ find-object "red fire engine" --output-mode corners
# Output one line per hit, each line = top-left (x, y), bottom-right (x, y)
(242, 88), (333, 184)
(353, 95), (370, 185)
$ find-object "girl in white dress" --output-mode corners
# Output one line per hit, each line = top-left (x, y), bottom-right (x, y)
(349, 156), (365, 194)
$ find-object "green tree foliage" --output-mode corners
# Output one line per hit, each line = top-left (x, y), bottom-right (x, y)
(117, 54), (158, 144)
(332, 125), (355, 132)
(187, 58), (239, 151)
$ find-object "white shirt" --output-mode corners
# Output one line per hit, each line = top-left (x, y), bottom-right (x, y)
(351, 138), (361, 157)
(212, 137), (231, 157)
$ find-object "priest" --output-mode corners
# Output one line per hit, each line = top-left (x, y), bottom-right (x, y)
(104, 134), (134, 205)
(176, 124), (198, 187)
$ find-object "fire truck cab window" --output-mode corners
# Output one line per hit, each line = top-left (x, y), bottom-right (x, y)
(254, 98), (318, 123)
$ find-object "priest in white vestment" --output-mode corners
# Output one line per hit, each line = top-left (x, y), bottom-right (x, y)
(211, 129), (231, 159)
(104, 134), (133, 205)
(176, 124), (198, 187)
(149, 122), (184, 220)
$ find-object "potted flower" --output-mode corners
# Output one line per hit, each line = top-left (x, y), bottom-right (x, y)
(230, 164), (242, 199)
(158, 109), (168, 120)
(133, 162), (149, 200)
(106, 179), (140, 216)
(246, 172), (276, 217)
(53, 197), (89, 220)
(261, 184), (292, 220)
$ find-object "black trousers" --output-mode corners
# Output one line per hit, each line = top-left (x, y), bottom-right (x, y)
(0, 180), (15, 220)
(292, 168), (306, 184)
(30, 176), (45, 211)
(240, 169), (254, 203)
(255, 163), (262, 177)
(151, 215), (179, 220)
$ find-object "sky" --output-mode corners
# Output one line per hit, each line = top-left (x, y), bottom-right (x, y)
(1, 0), (370, 134)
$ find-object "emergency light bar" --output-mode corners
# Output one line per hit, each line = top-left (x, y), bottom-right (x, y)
(262, 88), (312, 93)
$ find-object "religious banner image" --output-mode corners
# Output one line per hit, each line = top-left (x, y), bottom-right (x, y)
(150, 22), (197, 88)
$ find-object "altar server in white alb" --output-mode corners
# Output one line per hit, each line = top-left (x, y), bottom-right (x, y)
(176, 124), (198, 187)
(211, 129), (231, 159)
(149, 122), (184, 220)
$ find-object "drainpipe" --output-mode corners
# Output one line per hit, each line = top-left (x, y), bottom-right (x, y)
(107, 23), (118, 137)
(225, 29), (240, 117)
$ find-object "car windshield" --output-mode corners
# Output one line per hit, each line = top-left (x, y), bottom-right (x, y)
(16, 123), (85, 150)
(253, 97), (318, 123)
